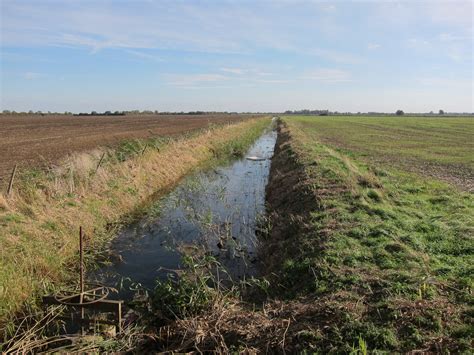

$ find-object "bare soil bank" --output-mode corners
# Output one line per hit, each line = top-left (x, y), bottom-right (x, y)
(263, 124), (321, 273)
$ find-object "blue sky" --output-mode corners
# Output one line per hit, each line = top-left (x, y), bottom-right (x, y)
(1, 0), (472, 113)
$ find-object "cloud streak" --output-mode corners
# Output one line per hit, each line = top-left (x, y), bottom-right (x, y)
(22, 72), (45, 80)
(305, 69), (351, 83)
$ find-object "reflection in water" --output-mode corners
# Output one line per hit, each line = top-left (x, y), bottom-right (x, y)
(93, 127), (277, 299)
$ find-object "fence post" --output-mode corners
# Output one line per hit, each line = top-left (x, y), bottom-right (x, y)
(7, 164), (18, 197)
(95, 152), (106, 173)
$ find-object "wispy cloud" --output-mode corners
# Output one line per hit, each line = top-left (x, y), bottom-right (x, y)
(367, 43), (381, 50)
(219, 67), (274, 77)
(406, 38), (430, 48)
(0, 1), (359, 63)
(220, 68), (246, 75)
(308, 48), (363, 64)
(22, 72), (45, 80)
(321, 4), (337, 12)
(166, 73), (229, 86)
(416, 77), (472, 88)
(254, 79), (290, 84)
(305, 69), (351, 83)
(126, 50), (164, 62)
(438, 33), (471, 42)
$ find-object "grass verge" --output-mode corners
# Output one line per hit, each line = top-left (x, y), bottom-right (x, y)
(262, 118), (473, 352)
(0, 116), (270, 330)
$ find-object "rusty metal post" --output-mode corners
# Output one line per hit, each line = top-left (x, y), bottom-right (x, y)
(7, 164), (18, 197)
(42, 226), (124, 335)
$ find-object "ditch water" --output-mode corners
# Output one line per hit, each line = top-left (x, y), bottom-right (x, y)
(92, 124), (277, 300)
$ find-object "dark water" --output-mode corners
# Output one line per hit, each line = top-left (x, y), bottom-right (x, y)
(92, 126), (277, 299)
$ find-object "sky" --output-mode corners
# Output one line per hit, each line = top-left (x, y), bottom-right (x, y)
(0, 0), (472, 113)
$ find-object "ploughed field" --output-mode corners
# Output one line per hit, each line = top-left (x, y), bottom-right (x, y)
(289, 115), (474, 191)
(0, 114), (252, 187)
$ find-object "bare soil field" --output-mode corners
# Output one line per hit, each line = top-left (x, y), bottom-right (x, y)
(0, 114), (253, 187)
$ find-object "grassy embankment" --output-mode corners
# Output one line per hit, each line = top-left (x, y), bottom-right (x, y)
(263, 116), (473, 352)
(0, 116), (270, 326)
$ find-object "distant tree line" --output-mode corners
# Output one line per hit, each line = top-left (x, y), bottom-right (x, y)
(1, 109), (472, 117)
(281, 109), (469, 116)
(284, 109), (329, 115)
(75, 111), (125, 116)
(395, 110), (448, 116)
(0, 110), (243, 116)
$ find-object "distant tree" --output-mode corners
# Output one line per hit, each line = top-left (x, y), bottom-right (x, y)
(439, 109), (445, 115)
(396, 110), (404, 116)
(2, 110), (11, 114)
(429, 111), (434, 114)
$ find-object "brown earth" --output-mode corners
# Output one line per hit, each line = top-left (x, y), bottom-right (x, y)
(0, 114), (256, 187)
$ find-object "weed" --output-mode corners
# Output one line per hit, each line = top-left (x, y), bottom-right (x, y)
(152, 255), (223, 320)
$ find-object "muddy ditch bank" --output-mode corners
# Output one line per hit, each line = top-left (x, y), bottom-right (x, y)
(262, 123), (320, 274)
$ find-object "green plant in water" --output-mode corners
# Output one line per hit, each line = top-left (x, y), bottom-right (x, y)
(350, 336), (368, 355)
(152, 254), (222, 320)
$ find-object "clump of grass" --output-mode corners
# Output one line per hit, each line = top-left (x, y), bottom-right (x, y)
(366, 188), (382, 201)
(152, 254), (231, 321)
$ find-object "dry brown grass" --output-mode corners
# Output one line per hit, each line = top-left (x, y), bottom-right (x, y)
(154, 294), (363, 353)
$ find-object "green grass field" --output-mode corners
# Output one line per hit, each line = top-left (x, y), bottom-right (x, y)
(288, 115), (474, 191)
(266, 115), (473, 352)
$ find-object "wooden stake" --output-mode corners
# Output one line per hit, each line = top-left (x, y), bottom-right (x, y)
(79, 226), (85, 335)
(7, 164), (17, 197)
(95, 152), (106, 173)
